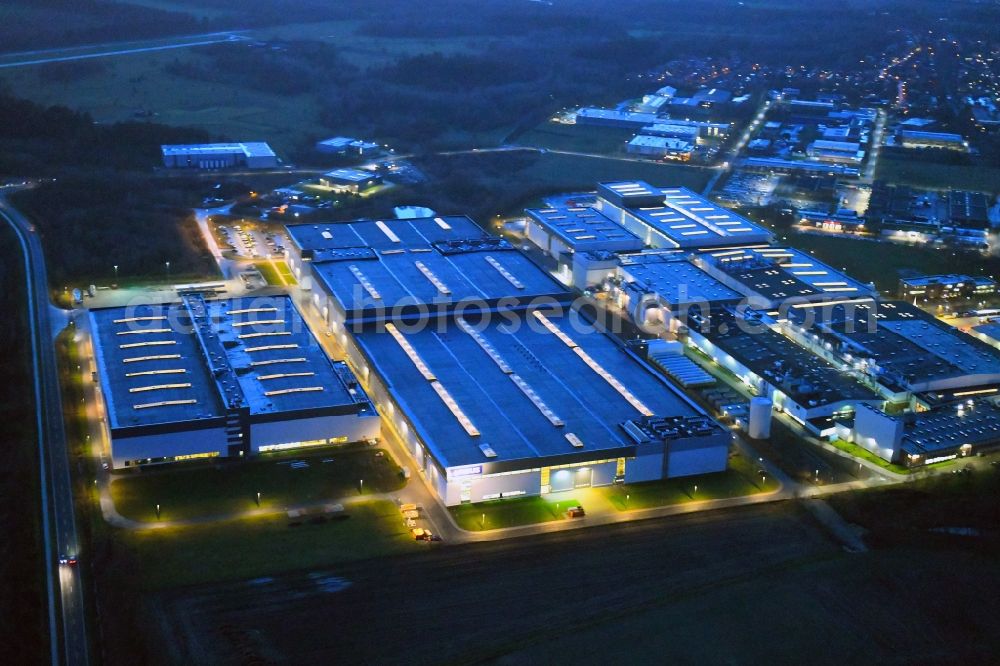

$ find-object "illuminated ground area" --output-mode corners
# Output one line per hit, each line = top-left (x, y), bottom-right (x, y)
(450, 449), (777, 531)
(109, 445), (404, 522)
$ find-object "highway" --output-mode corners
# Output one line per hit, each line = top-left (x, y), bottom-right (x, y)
(1, 197), (90, 666)
(0, 32), (247, 69)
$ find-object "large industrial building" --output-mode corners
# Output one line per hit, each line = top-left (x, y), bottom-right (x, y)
(284, 215), (731, 505)
(693, 245), (877, 309)
(838, 399), (1000, 466)
(519, 182), (772, 289)
(806, 140), (865, 164)
(594, 182), (773, 249)
(685, 306), (882, 424)
(318, 168), (383, 193)
(160, 142), (278, 169)
(899, 130), (969, 152)
(90, 294), (378, 468)
(626, 135), (695, 161)
(782, 300), (1000, 398)
(897, 274), (997, 301)
(616, 252), (741, 327)
(524, 205), (644, 259)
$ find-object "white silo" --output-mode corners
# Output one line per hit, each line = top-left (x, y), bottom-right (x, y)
(748, 396), (773, 439)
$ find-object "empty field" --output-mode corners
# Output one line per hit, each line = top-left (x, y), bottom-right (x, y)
(517, 122), (636, 155)
(522, 152), (712, 192)
(0, 48), (322, 154)
(876, 157), (1000, 194)
(150, 500), (1000, 664)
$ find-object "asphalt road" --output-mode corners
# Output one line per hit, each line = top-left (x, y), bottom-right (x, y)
(0, 32), (247, 69)
(1, 197), (89, 666)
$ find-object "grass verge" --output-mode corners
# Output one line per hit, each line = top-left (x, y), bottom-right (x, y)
(451, 496), (580, 531)
(606, 452), (776, 511)
(110, 446), (405, 523)
(117, 499), (420, 589)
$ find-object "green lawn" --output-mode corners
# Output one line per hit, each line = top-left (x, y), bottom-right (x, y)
(605, 452), (776, 511)
(118, 499), (420, 589)
(450, 496), (580, 531)
(253, 259), (297, 286)
(828, 439), (964, 476)
(828, 439), (909, 474)
(110, 447), (405, 522)
(876, 157), (1000, 194)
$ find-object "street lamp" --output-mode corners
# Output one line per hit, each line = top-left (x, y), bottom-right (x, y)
(359, 478), (364, 494)
(113, 265), (118, 281)
(256, 491), (261, 507)
(155, 503), (161, 519)
(165, 261), (171, 278)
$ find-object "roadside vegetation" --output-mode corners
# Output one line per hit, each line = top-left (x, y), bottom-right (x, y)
(0, 224), (46, 664)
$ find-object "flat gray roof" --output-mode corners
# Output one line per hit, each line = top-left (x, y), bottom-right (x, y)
(199, 296), (362, 415)
(692, 307), (880, 408)
(354, 308), (696, 469)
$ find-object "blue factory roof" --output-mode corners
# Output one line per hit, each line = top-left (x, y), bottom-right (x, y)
(901, 399), (1000, 458)
(312, 243), (569, 322)
(700, 246), (875, 303)
(788, 301), (1000, 390)
(161, 142), (275, 158)
(296, 217), (570, 323)
(689, 307), (880, 408)
(89, 303), (223, 429)
(619, 253), (741, 306)
(285, 216), (485, 254)
(322, 167), (379, 183)
(597, 182), (773, 248)
(90, 295), (366, 430)
(198, 296), (362, 416)
(353, 308), (697, 469)
(525, 205), (643, 250)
